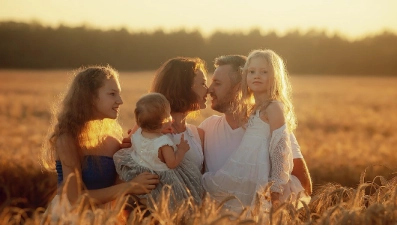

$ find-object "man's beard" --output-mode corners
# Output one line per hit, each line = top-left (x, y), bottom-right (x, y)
(211, 90), (237, 114)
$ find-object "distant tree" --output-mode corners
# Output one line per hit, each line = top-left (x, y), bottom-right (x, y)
(0, 21), (396, 75)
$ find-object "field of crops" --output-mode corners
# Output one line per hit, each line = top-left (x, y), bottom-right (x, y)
(1, 70), (396, 224)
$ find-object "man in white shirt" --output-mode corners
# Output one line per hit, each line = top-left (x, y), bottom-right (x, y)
(199, 55), (312, 195)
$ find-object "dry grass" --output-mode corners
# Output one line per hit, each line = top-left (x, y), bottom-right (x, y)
(2, 177), (397, 224)
(0, 70), (396, 224)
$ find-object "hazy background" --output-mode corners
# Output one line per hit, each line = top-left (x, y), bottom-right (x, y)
(2, 0), (397, 38)
(1, 1), (397, 214)
(1, 0), (397, 74)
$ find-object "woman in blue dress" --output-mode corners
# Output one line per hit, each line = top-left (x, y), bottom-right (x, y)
(41, 66), (159, 223)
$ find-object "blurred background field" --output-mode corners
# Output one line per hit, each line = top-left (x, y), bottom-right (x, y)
(1, 69), (396, 211)
(1, 1), (397, 223)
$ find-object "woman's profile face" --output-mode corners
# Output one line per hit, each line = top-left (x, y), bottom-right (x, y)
(192, 69), (208, 109)
(93, 78), (123, 120)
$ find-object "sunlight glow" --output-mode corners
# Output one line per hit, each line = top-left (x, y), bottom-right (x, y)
(1, 0), (396, 39)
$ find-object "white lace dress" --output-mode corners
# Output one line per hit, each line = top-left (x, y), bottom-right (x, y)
(113, 128), (204, 210)
(202, 110), (310, 213)
(166, 124), (204, 172)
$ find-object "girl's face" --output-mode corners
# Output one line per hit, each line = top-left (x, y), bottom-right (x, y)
(246, 57), (273, 96)
(192, 69), (208, 109)
(94, 78), (123, 119)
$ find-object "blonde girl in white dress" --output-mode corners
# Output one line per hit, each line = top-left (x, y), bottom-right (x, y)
(202, 49), (310, 215)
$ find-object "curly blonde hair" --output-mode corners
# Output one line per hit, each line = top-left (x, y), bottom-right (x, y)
(42, 66), (122, 169)
(241, 49), (297, 132)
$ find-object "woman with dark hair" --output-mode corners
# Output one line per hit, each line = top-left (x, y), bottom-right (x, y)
(115, 57), (208, 204)
(150, 57), (208, 172)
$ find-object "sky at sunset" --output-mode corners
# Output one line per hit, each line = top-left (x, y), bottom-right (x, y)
(1, 0), (396, 39)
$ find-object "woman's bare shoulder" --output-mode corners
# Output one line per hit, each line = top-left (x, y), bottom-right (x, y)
(102, 135), (122, 156)
(55, 134), (79, 166)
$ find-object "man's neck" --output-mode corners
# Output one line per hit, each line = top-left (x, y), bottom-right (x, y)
(224, 112), (240, 130)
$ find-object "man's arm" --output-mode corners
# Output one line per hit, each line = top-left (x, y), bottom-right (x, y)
(292, 158), (312, 195)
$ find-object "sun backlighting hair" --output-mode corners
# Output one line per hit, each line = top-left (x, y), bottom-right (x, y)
(150, 57), (207, 113)
(214, 55), (249, 124)
(214, 55), (247, 87)
(135, 93), (170, 132)
(42, 66), (123, 170)
(242, 49), (297, 132)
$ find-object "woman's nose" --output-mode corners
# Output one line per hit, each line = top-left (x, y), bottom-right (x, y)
(117, 96), (123, 105)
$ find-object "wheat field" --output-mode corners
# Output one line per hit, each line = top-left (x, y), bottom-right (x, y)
(0, 70), (396, 224)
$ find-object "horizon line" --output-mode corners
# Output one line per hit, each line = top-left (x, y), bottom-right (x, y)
(1, 19), (396, 41)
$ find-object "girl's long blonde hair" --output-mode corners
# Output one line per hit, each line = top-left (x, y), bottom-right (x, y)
(42, 66), (122, 170)
(241, 49), (297, 132)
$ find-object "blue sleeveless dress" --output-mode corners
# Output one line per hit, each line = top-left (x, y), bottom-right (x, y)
(55, 155), (117, 190)
(42, 156), (117, 223)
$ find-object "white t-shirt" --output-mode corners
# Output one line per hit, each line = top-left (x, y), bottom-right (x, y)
(199, 115), (303, 173)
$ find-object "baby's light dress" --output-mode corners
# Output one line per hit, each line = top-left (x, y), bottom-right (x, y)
(202, 110), (310, 214)
(166, 124), (204, 172)
(113, 128), (204, 210)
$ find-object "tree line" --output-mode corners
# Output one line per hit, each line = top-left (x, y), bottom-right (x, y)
(0, 21), (396, 75)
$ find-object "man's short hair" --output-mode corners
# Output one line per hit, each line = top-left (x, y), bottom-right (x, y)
(214, 55), (247, 86)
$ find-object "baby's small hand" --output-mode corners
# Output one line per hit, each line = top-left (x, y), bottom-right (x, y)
(177, 134), (190, 153)
(120, 129), (133, 149)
